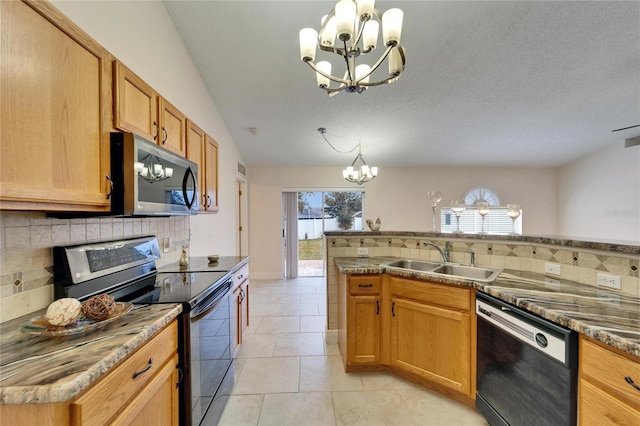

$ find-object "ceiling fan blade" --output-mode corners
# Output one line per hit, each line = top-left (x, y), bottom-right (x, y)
(624, 135), (640, 148)
(612, 124), (640, 132)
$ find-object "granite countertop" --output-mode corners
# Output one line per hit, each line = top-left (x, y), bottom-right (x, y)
(335, 257), (640, 358)
(0, 303), (182, 405)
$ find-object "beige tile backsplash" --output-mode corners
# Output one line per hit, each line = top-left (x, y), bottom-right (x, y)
(0, 211), (190, 322)
(326, 236), (640, 331)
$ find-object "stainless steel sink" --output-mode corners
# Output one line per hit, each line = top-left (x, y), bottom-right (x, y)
(382, 260), (442, 272)
(430, 264), (502, 283)
(381, 260), (502, 283)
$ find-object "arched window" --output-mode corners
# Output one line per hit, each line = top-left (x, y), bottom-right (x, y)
(440, 186), (521, 234)
(463, 186), (500, 207)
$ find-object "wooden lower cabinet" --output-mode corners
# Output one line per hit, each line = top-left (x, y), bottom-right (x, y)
(579, 335), (640, 425)
(388, 276), (473, 398)
(346, 275), (382, 366)
(0, 321), (179, 426)
(233, 263), (250, 354)
(337, 273), (475, 404)
(390, 296), (471, 395)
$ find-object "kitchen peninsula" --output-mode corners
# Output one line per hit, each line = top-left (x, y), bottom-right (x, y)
(327, 231), (640, 424)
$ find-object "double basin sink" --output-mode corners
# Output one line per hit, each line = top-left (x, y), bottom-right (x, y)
(381, 259), (502, 283)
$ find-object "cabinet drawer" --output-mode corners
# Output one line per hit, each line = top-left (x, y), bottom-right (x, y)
(580, 337), (640, 408)
(389, 276), (470, 311)
(233, 263), (249, 288)
(580, 378), (640, 425)
(71, 321), (178, 426)
(349, 275), (381, 295)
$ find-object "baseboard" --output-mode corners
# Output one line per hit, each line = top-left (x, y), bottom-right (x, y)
(324, 329), (338, 344)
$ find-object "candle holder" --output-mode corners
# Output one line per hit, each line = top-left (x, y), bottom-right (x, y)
(450, 200), (466, 234)
(507, 204), (521, 235)
(426, 191), (442, 232)
(477, 202), (489, 234)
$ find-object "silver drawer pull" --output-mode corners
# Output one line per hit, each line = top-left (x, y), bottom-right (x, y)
(625, 376), (640, 391)
(132, 358), (153, 379)
(358, 283), (373, 288)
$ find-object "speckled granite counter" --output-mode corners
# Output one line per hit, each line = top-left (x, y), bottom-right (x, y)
(0, 303), (182, 405)
(335, 257), (640, 358)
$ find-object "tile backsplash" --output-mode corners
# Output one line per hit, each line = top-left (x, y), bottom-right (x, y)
(0, 211), (190, 322)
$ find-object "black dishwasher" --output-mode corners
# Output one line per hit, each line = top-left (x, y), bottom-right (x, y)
(476, 292), (578, 426)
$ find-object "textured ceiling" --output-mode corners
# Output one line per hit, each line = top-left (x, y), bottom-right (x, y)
(163, 0), (640, 168)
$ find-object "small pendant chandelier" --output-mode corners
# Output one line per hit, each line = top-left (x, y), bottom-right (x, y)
(318, 127), (378, 185)
(343, 145), (378, 184)
(299, 0), (405, 96)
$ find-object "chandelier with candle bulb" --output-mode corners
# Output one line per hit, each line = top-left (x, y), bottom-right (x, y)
(299, 0), (405, 96)
(318, 127), (378, 185)
(134, 154), (174, 183)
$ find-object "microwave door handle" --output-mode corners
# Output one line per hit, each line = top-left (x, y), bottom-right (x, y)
(182, 166), (197, 209)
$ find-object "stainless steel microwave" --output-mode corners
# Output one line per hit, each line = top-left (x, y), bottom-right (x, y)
(110, 132), (198, 216)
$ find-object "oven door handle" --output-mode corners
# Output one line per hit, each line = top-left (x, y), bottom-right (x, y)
(191, 282), (231, 320)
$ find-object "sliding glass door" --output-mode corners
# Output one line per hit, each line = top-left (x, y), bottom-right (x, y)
(283, 191), (363, 278)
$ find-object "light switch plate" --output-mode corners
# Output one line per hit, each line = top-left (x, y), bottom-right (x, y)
(163, 237), (171, 253)
(357, 247), (369, 256)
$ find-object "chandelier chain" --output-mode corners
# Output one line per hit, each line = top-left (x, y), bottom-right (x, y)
(318, 128), (360, 154)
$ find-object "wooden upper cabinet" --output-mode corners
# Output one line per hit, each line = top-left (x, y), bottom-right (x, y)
(0, 0), (112, 212)
(186, 119), (206, 211)
(158, 98), (186, 156)
(205, 135), (219, 212)
(113, 61), (186, 157)
(186, 120), (219, 212)
(113, 61), (157, 142)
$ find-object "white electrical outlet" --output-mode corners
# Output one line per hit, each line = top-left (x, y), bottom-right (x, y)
(544, 262), (561, 276)
(597, 273), (621, 289)
(357, 247), (369, 256)
(163, 237), (171, 253)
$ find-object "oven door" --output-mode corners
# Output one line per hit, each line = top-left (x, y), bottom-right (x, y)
(189, 280), (233, 426)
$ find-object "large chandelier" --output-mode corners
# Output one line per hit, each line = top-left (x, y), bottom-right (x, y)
(299, 0), (405, 96)
(134, 154), (173, 183)
(318, 128), (378, 185)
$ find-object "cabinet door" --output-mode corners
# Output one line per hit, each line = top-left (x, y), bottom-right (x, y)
(113, 61), (158, 143)
(110, 354), (180, 426)
(158, 97), (186, 157)
(186, 119), (206, 211)
(390, 297), (471, 395)
(0, 0), (111, 212)
(233, 286), (242, 354)
(240, 280), (250, 336)
(204, 135), (219, 212)
(347, 295), (381, 364)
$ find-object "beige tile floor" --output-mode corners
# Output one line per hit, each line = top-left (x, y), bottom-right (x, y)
(210, 277), (488, 426)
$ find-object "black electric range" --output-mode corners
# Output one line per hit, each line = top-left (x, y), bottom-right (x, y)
(53, 236), (235, 426)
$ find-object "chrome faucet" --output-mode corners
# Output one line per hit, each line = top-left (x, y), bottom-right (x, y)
(423, 241), (450, 263)
(468, 249), (475, 267)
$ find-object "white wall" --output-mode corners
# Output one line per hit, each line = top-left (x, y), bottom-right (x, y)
(249, 166), (558, 278)
(51, 0), (243, 256)
(558, 144), (640, 244)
